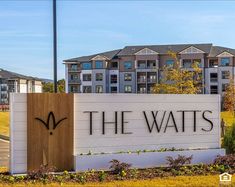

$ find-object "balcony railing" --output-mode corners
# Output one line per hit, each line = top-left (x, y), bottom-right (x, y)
(210, 78), (218, 82)
(137, 77), (146, 83)
(68, 79), (81, 84)
(68, 68), (81, 72)
(147, 78), (157, 83)
(210, 89), (218, 94)
(138, 90), (147, 94)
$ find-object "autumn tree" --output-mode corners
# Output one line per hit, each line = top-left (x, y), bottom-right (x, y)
(153, 51), (202, 94)
(42, 79), (65, 93)
(223, 78), (235, 112)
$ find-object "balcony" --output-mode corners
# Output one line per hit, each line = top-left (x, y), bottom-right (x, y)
(210, 78), (218, 82)
(147, 78), (157, 83)
(210, 89), (218, 94)
(68, 68), (81, 72)
(68, 79), (81, 84)
(137, 77), (146, 83)
(138, 90), (147, 94)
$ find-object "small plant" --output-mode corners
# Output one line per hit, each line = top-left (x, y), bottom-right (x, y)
(109, 159), (132, 175)
(130, 168), (138, 178)
(223, 123), (235, 154)
(78, 173), (86, 184)
(27, 165), (56, 181)
(166, 155), (193, 169)
(213, 154), (235, 168)
(98, 170), (106, 182)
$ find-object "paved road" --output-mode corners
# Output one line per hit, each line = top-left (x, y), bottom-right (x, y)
(0, 139), (9, 167)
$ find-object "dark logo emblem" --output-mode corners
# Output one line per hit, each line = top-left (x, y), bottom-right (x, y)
(35, 111), (67, 135)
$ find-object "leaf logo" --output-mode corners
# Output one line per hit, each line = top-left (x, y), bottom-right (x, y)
(35, 111), (67, 135)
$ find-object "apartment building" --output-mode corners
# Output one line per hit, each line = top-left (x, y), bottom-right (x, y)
(64, 43), (235, 99)
(0, 69), (42, 104)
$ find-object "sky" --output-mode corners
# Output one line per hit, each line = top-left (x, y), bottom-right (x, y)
(1, 0), (235, 80)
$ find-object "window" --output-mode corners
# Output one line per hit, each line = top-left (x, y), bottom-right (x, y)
(83, 74), (91, 81)
(110, 75), (117, 84)
(83, 86), (91, 93)
(222, 71), (230, 79)
(124, 61), (132, 70)
(210, 73), (218, 82)
(111, 62), (118, 68)
(82, 62), (92, 70)
(210, 85), (218, 94)
(221, 58), (230, 66)
(124, 85), (132, 93)
(70, 85), (79, 93)
(96, 85), (103, 93)
(124, 73), (132, 81)
(148, 74), (157, 83)
(222, 84), (228, 92)
(96, 73), (103, 81)
(139, 87), (146, 93)
(111, 87), (117, 93)
(166, 60), (174, 67)
(137, 60), (146, 69)
(95, 61), (103, 69)
(71, 64), (78, 71)
(70, 74), (79, 80)
(209, 60), (218, 67)
(147, 60), (156, 68)
(182, 59), (192, 68)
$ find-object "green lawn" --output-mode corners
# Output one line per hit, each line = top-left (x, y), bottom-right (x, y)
(0, 112), (9, 137)
(221, 111), (235, 126)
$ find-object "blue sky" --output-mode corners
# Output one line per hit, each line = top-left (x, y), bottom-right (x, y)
(1, 0), (235, 79)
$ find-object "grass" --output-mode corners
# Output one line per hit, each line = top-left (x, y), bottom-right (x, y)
(0, 112), (9, 137)
(0, 175), (234, 187)
(221, 111), (235, 126)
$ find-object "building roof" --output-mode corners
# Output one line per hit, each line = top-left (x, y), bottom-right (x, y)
(209, 46), (235, 57)
(0, 69), (41, 81)
(63, 43), (235, 63)
(64, 49), (121, 62)
(118, 43), (213, 56)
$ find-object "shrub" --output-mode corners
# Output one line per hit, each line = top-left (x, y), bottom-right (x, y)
(109, 159), (132, 175)
(166, 155), (193, 169)
(98, 170), (106, 182)
(213, 154), (235, 168)
(27, 165), (56, 181)
(223, 123), (235, 154)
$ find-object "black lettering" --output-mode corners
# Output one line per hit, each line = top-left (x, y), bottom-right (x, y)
(83, 111), (98, 135)
(102, 111), (118, 135)
(121, 111), (132, 134)
(201, 110), (213, 132)
(143, 111), (166, 133)
(164, 111), (178, 133)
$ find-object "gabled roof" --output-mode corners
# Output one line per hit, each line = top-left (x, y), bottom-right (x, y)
(209, 46), (235, 57)
(64, 49), (121, 63)
(0, 69), (41, 81)
(118, 43), (212, 56)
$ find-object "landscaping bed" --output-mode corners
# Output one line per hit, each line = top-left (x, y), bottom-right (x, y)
(0, 154), (234, 185)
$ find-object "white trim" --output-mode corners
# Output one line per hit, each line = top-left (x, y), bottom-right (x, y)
(135, 48), (158, 55)
(179, 46), (205, 54)
(216, 51), (234, 57)
(91, 55), (109, 61)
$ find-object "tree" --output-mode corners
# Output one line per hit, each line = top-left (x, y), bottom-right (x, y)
(153, 51), (202, 94)
(223, 78), (235, 112)
(42, 79), (65, 93)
